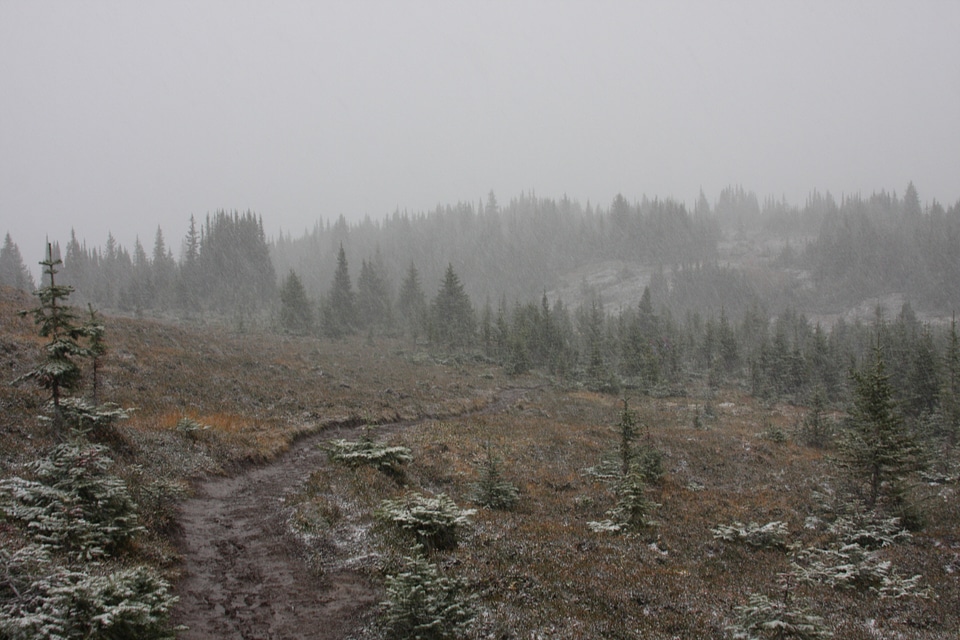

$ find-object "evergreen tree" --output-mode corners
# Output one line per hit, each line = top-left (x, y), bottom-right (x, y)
(797, 388), (833, 449)
(905, 328), (940, 418)
(580, 296), (608, 382)
(430, 264), (475, 348)
(717, 307), (739, 375)
(176, 216), (203, 314)
(0, 233), (35, 292)
(61, 229), (90, 297)
(151, 226), (176, 308)
(97, 232), (130, 309)
(279, 269), (315, 334)
(178, 214), (202, 313)
(14, 246), (87, 411)
(356, 251), (393, 333)
(83, 304), (107, 405)
(617, 398), (639, 476)
(323, 244), (356, 338)
(587, 399), (661, 533)
(121, 236), (152, 313)
(506, 302), (534, 375)
(942, 317), (960, 446)
(471, 443), (519, 510)
(809, 323), (842, 401)
(199, 210), (276, 313)
(902, 181), (921, 219)
(397, 262), (427, 344)
(479, 297), (495, 357)
(537, 292), (567, 373)
(840, 344), (925, 509)
(620, 307), (658, 385)
(494, 295), (510, 362)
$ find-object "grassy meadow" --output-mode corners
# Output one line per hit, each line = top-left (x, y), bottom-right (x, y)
(1, 286), (958, 638)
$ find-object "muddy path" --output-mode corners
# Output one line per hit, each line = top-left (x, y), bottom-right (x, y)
(171, 387), (530, 639)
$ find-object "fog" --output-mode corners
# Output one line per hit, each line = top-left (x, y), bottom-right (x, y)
(2, 1), (959, 265)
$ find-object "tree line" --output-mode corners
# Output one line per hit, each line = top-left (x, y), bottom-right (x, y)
(1, 186), (958, 417)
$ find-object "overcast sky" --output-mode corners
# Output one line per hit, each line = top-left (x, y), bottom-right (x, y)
(2, 1), (959, 266)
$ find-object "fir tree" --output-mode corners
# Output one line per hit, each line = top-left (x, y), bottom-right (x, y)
(178, 215), (202, 312)
(279, 269), (314, 334)
(323, 244), (356, 338)
(199, 210), (277, 313)
(0, 232), (35, 292)
(151, 226), (176, 308)
(83, 304), (107, 405)
(840, 344), (925, 509)
(122, 236), (152, 313)
(14, 246), (88, 412)
(471, 443), (519, 510)
(797, 389), (833, 449)
(397, 262), (427, 344)
(430, 264), (474, 348)
(943, 316), (960, 446)
(617, 398), (638, 476)
(380, 551), (475, 639)
(901, 327), (939, 418)
(356, 251), (393, 333)
(580, 296), (608, 383)
(479, 298), (495, 357)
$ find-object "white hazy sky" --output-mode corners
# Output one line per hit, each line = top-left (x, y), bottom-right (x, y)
(2, 1), (959, 266)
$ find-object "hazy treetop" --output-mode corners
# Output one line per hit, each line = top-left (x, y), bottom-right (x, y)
(2, 1), (958, 266)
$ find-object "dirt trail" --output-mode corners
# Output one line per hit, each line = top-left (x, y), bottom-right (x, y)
(171, 422), (377, 639)
(171, 388), (530, 639)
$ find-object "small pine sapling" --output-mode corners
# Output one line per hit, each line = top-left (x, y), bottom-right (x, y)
(587, 399), (662, 533)
(0, 549), (177, 640)
(0, 442), (142, 560)
(379, 549), (475, 639)
(376, 492), (475, 551)
(729, 580), (832, 640)
(327, 435), (413, 480)
(790, 511), (928, 598)
(712, 521), (790, 550)
(470, 443), (519, 510)
(588, 466), (658, 533)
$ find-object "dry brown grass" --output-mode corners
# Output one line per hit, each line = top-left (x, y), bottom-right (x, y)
(2, 285), (958, 638)
(344, 385), (959, 639)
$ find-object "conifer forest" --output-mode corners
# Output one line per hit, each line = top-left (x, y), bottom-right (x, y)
(2, 184), (960, 639)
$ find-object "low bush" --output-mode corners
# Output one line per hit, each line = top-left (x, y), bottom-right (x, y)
(792, 512), (927, 598)
(712, 521), (790, 550)
(327, 437), (413, 479)
(728, 591), (832, 640)
(0, 545), (177, 640)
(379, 550), (475, 639)
(0, 442), (141, 560)
(376, 492), (475, 551)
